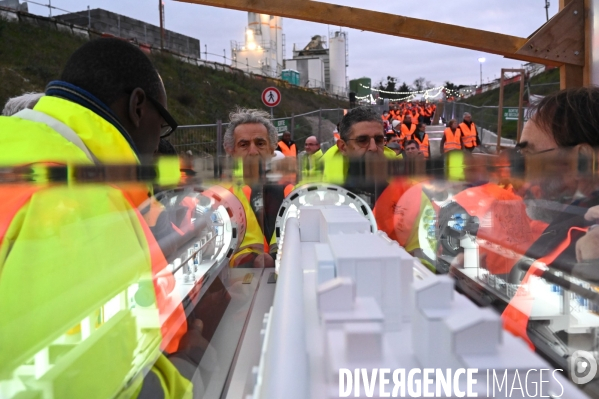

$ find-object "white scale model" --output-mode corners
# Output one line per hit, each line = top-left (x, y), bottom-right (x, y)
(246, 186), (587, 399)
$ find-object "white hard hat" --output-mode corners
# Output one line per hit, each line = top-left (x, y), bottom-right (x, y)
(392, 120), (401, 128)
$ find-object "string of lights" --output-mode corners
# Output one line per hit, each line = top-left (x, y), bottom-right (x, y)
(357, 83), (473, 100)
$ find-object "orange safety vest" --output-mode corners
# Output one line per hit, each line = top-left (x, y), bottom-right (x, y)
(411, 133), (430, 158)
(502, 226), (588, 349)
(401, 123), (416, 137)
(277, 141), (297, 157)
(459, 122), (478, 148)
(443, 127), (462, 152)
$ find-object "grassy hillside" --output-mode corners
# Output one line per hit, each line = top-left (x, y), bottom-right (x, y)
(0, 17), (348, 125)
(463, 68), (560, 107)
(454, 68), (560, 140)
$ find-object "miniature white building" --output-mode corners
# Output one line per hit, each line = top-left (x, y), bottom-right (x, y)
(249, 205), (585, 399)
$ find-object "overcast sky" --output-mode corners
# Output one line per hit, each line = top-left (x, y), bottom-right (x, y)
(27, 0), (559, 87)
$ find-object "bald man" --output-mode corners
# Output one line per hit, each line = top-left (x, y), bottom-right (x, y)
(301, 135), (323, 180)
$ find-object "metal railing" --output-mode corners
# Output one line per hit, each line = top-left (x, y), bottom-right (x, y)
(441, 101), (521, 142)
(168, 108), (348, 158)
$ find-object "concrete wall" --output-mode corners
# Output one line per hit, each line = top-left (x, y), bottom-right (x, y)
(56, 8), (200, 58)
(0, 0), (27, 12)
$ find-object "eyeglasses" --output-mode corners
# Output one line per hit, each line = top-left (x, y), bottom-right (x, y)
(515, 146), (557, 157)
(146, 95), (178, 138)
(346, 135), (386, 148)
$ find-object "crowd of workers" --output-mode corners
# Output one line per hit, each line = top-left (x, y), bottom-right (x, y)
(2, 38), (599, 397)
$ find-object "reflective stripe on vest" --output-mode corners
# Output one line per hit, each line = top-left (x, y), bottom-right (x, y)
(459, 122), (478, 148)
(14, 108), (99, 164)
(501, 226), (588, 349)
(443, 128), (462, 152)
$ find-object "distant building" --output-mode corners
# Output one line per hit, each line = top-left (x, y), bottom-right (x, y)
(56, 8), (201, 59)
(285, 32), (348, 97)
(230, 13), (284, 78)
(0, 0), (27, 12)
(349, 77), (371, 99)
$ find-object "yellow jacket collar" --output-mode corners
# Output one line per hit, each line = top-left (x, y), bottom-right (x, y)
(34, 96), (140, 165)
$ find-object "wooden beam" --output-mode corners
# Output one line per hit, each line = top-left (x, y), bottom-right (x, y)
(515, 0), (584, 66)
(177, 0), (569, 66)
(583, 0), (593, 86)
(560, 64), (584, 88)
(558, 0), (585, 87)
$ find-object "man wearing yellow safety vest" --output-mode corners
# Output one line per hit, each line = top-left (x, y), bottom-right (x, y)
(0, 39), (194, 398)
(223, 108), (293, 268)
(459, 112), (480, 151)
(321, 106), (399, 208)
(301, 135), (323, 180)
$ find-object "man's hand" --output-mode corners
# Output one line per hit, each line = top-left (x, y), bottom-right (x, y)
(253, 253), (275, 268)
(576, 227), (599, 262)
(584, 205), (599, 222)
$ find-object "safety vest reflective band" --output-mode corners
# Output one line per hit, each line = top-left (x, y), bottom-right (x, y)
(412, 133), (430, 158)
(501, 226), (588, 349)
(459, 122), (478, 148)
(277, 141), (297, 157)
(401, 123), (416, 137)
(443, 128), (462, 152)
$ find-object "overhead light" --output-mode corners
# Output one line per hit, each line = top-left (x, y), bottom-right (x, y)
(248, 42), (257, 50)
(478, 57), (486, 63)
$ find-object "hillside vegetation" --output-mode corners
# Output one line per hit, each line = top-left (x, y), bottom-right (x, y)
(0, 17), (348, 125)
(454, 68), (560, 140)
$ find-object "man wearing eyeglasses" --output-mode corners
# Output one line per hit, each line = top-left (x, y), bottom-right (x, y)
(0, 39), (193, 398)
(321, 107), (387, 185)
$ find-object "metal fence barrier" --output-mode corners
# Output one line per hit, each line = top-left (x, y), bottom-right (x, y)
(169, 108), (348, 158)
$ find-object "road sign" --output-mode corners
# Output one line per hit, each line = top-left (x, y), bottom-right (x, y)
(274, 119), (289, 134)
(262, 87), (281, 107)
(503, 107), (528, 121)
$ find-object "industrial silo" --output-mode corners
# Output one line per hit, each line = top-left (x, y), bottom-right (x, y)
(270, 16), (284, 74)
(329, 31), (347, 96)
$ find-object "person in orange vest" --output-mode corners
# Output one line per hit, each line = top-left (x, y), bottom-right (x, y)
(276, 130), (297, 157)
(410, 122), (430, 158)
(440, 119), (463, 153)
(400, 114), (416, 138)
(382, 110), (391, 122)
(333, 122), (341, 142)
(459, 112), (480, 151)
